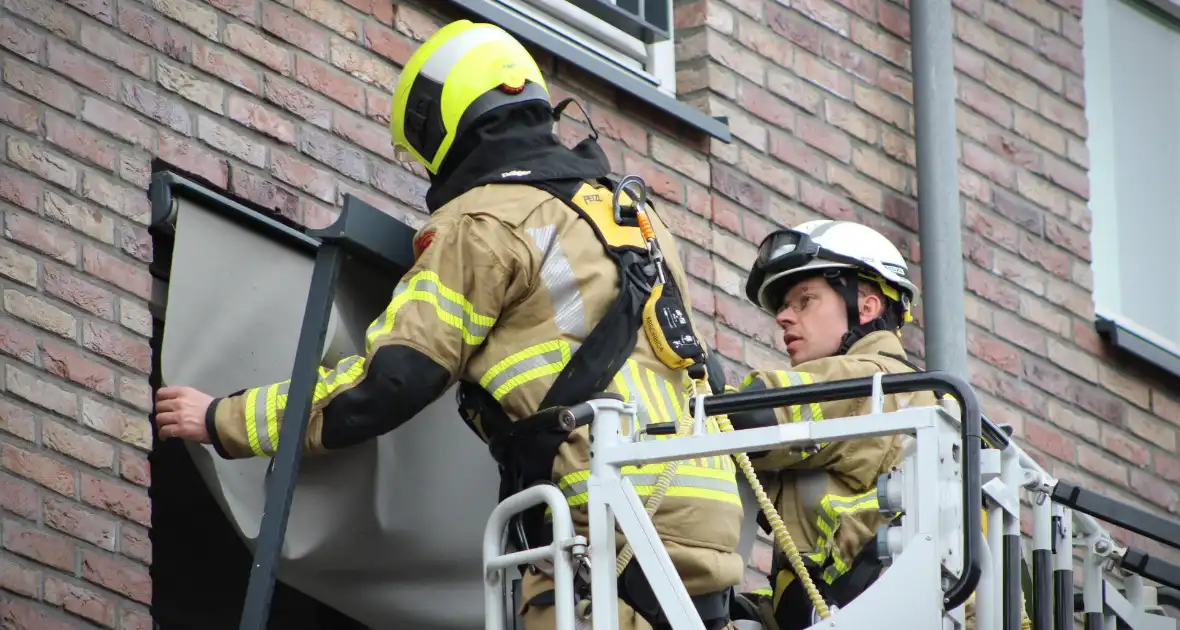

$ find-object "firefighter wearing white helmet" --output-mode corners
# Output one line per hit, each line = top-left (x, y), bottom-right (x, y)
(725, 220), (944, 630)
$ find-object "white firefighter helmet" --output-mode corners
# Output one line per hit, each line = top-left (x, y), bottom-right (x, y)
(745, 220), (920, 322)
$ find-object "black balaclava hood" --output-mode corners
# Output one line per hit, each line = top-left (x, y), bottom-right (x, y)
(423, 98), (612, 212)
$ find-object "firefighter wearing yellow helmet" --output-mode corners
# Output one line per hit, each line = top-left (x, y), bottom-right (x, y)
(154, 19), (746, 630)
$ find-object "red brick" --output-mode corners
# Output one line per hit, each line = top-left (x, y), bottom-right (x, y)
(659, 204), (712, 251)
(44, 496), (117, 551)
(960, 80), (1013, 128)
(1, 596), (81, 630)
(333, 109), (397, 161)
(0, 398), (36, 442)
(1039, 93), (1087, 138)
(81, 474), (148, 527)
(299, 127), (368, 182)
(767, 132), (825, 181)
(967, 329), (1021, 375)
(0, 555), (40, 598)
(120, 450), (150, 488)
(81, 98), (155, 152)
(1042, 155), (1089, 200)
(963, 141), (1015, 188)
(1100, 425), (1150, 467)
(765, 69), (823, 118)
(1045, 277), (1092, 319)
(263, 2), (327, 58)
(0, 91), (36, 134)
(44, 575), (117, 627)
(48, 40), (117, 100)
(795, 51), (855, 100)
(119, 83), (189, 136)
(8, 362), (80, 416)
(737, 20), (793, 69)
(228, 94), (296, 143)
(797, 179), (852, 221)
(43, 264), (115, 320)
(8, 138), (78, 192)
(82, 398), (151, 451)
(78, 24), (149, 79)
(41, 341), (113, 397)
(393, 2), (437, 40)
(211, 0), (258, 23)
(851, 20), (910, 71)
(43, 420), (114, 470)
(226, 22), (291, 76)
(589, 105), (649, 154)
(622, 154), (685, 205)
(824, 34), (879, 84)
(4, 212), (74, 265)
(157, 132), (229, 189)
(192, 41), (261, 95)
(1023, 417), (1076, 463)
(196, 116), (265, 168)
(0, 166), (42, 212)
(740, 150), (797, 198)
(330, 36), (398, 92)
(3, 442), (75, 495)
(118, 2), (190, 61)
(711, 165), (766, 212)
(852, 147), (907, 194)
(4, 58), (79, 113)
(269, 151), (336, 202)
(3, 518), (77, 572)
(45, 191), (115, 245)
(1156, 453), (1180, 485)
(7, 0), (78, 37)
(0, 316), (38, 364)
(0, 16), (42, 60)
(157, 61), (225, 114)
(982, 3), (1035, 46)
(364, 23), (414, 67)
(1077, 444), (1128, 486)
(80, 246), (150, 302)
(994, 249), (1046, 295)
(343, 0), (393, 25)
(118, 227), (152, 265)
(1098, 363), (1150, 409)
(1017, 232), (1070, 279)
(715, 294), (778, 347)
(80, 321), (150, 373)
(119, 154), (151, 190)
(993, 310), (1045, 355)
(120, 608), (152, 630)
(81, 549), (150, 604)
(767, 4), (821, 53)
(369, 160), (428, 213)
(228, 165), (300, 223)
(1129, 470), (1178, 512)
(294, 0), (360, 40)
(152, 0), (218, 39)
(854, 82), (909, 131)
(45, 113), (116, 173)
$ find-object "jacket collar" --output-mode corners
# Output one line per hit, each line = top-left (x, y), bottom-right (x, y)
(424, 101), (613, 212)
(844, 330), (909, 360)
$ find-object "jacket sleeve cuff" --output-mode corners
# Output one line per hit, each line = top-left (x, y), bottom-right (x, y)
(206, 398), (233, 460)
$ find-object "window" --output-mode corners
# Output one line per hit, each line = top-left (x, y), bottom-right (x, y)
(448, 0), (731, 141)
(1084, 0), (1180, 376)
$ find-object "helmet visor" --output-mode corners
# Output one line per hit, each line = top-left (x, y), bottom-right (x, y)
(755, 229), (863, 276)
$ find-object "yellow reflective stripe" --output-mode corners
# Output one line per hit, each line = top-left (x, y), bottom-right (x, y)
(265, 384), (281, 452)
(480, 340), (573, 400)
(365, 270), (496, 350)
(811, 488), (880, 582)
(559, 464), (740, 506)
(243, 387), (266, 457)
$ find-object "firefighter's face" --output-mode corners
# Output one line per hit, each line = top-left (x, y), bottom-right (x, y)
(775, 276), (883, 364)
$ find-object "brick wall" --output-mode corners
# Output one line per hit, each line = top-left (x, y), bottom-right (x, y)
(0, 0), (1177, 626)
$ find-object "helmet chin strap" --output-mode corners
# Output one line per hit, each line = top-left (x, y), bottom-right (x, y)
(823, 270), (894, 356)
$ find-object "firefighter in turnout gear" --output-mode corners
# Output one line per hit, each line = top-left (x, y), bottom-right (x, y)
(154, 19), (746, 630)
(725, 220), (941, 630)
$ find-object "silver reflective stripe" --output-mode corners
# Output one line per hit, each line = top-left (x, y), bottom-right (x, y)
(365, 275), (493, 347)
(419, 26), (513, 82)
(783, 372), (818, 422)
(797, 471), (831, 513)
(482, 343), (574, 398)
(253, 384), (278, 455)
(527, 225), (586, 337)
(562, 472), (739, 501)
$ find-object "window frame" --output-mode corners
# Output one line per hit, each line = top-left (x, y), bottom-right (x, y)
(447, 0), (733, 142)
(1083, 0), (1180, 379)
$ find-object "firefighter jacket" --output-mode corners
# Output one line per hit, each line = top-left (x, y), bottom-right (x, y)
(734, 330), (940, 592)
(204, 102), (745, 601)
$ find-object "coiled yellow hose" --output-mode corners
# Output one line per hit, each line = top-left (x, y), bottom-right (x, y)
(611, 376), (832, 621)
(714, 411), (832, 621)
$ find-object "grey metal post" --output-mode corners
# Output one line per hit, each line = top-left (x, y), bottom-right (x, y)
(911, 0), (969, 377)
